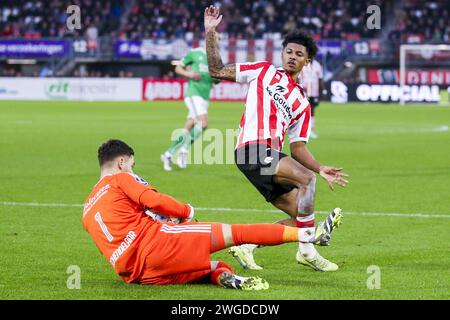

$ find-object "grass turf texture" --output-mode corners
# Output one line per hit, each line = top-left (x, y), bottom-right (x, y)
(0, 100), (449, 300)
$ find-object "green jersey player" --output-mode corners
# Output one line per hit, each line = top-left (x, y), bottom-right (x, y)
(161, 47), (216, 171)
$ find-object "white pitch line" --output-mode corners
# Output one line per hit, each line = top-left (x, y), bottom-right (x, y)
(330, 125), (449, 135)
(1, 201), (449, 219)
(0, 201), (83, 208)
(196, 207), (450, 219)
(433, 125), (449, 132)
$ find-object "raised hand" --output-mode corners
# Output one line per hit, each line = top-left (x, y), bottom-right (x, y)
(204, 5), (223, 33)
(319, 166), (349, 190)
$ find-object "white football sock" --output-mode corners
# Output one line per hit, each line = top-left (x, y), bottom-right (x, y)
(298, 242), (318, 259)
(179, 146), (188, 153)
(164, 151), (172, 158)
(298, 226), (315, 242)
(298, 227), (318, 259)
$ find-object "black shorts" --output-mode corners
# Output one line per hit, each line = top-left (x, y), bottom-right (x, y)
(309, 97), (320, 115)
(234, 144), (294, 202)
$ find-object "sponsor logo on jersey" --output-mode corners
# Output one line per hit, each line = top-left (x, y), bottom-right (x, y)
(266, 85), (293, 122)
(135, 176), (149, 186)
(275, 85), (287, 93)
(83, 184), (110, 216)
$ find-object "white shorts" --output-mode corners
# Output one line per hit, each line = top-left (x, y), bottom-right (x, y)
(184, 96), (209, 119)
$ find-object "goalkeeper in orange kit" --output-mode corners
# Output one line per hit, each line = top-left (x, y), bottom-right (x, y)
(82, 139), (325, 290)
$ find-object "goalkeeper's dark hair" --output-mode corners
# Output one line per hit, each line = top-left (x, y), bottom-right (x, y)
(282, 30), (318, 60)
(98, 139), (134, 166)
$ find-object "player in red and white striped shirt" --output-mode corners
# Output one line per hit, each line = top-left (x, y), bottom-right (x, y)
(204, 6), (349, 272)
(298, 59), (325, 139)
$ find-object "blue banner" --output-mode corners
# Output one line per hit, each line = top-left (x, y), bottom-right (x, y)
(115, 40), (142, 58)
(316, 40), (347, 59)
(0, 40), (70, 58)
(115, 39), (190, 60)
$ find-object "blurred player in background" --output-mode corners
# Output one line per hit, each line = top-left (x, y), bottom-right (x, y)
(298, 58), (326, 139)
(204, 6), (348, 272)
(83, 139), (325, 290)
(160, 47), (216, 171)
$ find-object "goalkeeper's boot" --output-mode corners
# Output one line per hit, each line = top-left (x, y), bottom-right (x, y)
(296, 251), (339, 272)
(229, 245), (263, 270)
(160, 152), (173, 171)
(177, 150), (188, 169)
(218, 272), (269, 291)
(313, 208), (343, 246)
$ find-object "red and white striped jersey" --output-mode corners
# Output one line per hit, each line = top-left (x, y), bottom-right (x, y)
(235, 61), (311, 151)
(298, 60), (323, 98)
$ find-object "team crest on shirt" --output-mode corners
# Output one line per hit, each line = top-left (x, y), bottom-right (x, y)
(135, 175), (149, 186)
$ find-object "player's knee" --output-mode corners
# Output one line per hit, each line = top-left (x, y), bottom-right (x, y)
(296, 171), (315, 187)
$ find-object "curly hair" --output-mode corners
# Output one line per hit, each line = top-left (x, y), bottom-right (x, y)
(282, 30), (318, 60)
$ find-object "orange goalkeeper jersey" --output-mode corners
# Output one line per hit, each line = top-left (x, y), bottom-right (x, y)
(82, 172), (192, 283)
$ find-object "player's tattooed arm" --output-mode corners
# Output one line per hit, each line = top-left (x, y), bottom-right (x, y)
(204, 5), (236, 81)
(205, 30), (236, 81)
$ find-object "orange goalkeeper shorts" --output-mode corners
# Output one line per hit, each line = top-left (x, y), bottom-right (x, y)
(137, 222), (218, 285)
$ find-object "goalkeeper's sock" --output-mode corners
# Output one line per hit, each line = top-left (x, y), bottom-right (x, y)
(210, 223), (307, 253)
(167, 129), (190, 155)
(237, 217), (314, 252)
(210, 261), (234, 286)
(231, 224), (303, 245)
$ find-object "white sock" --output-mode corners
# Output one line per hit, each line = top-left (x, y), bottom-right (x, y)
(298, 227), (318, 259)
(164, 151), (172, 158)
(298, 242), (318, 259)
(297, 226), (315, 242)
(179, 146), (188, 154)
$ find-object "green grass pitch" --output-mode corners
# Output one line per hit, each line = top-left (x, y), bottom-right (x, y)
(0, 100), (449, 300)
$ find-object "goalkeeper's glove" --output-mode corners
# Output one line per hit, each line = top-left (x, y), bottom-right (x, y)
(182, 204), (195, 223)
